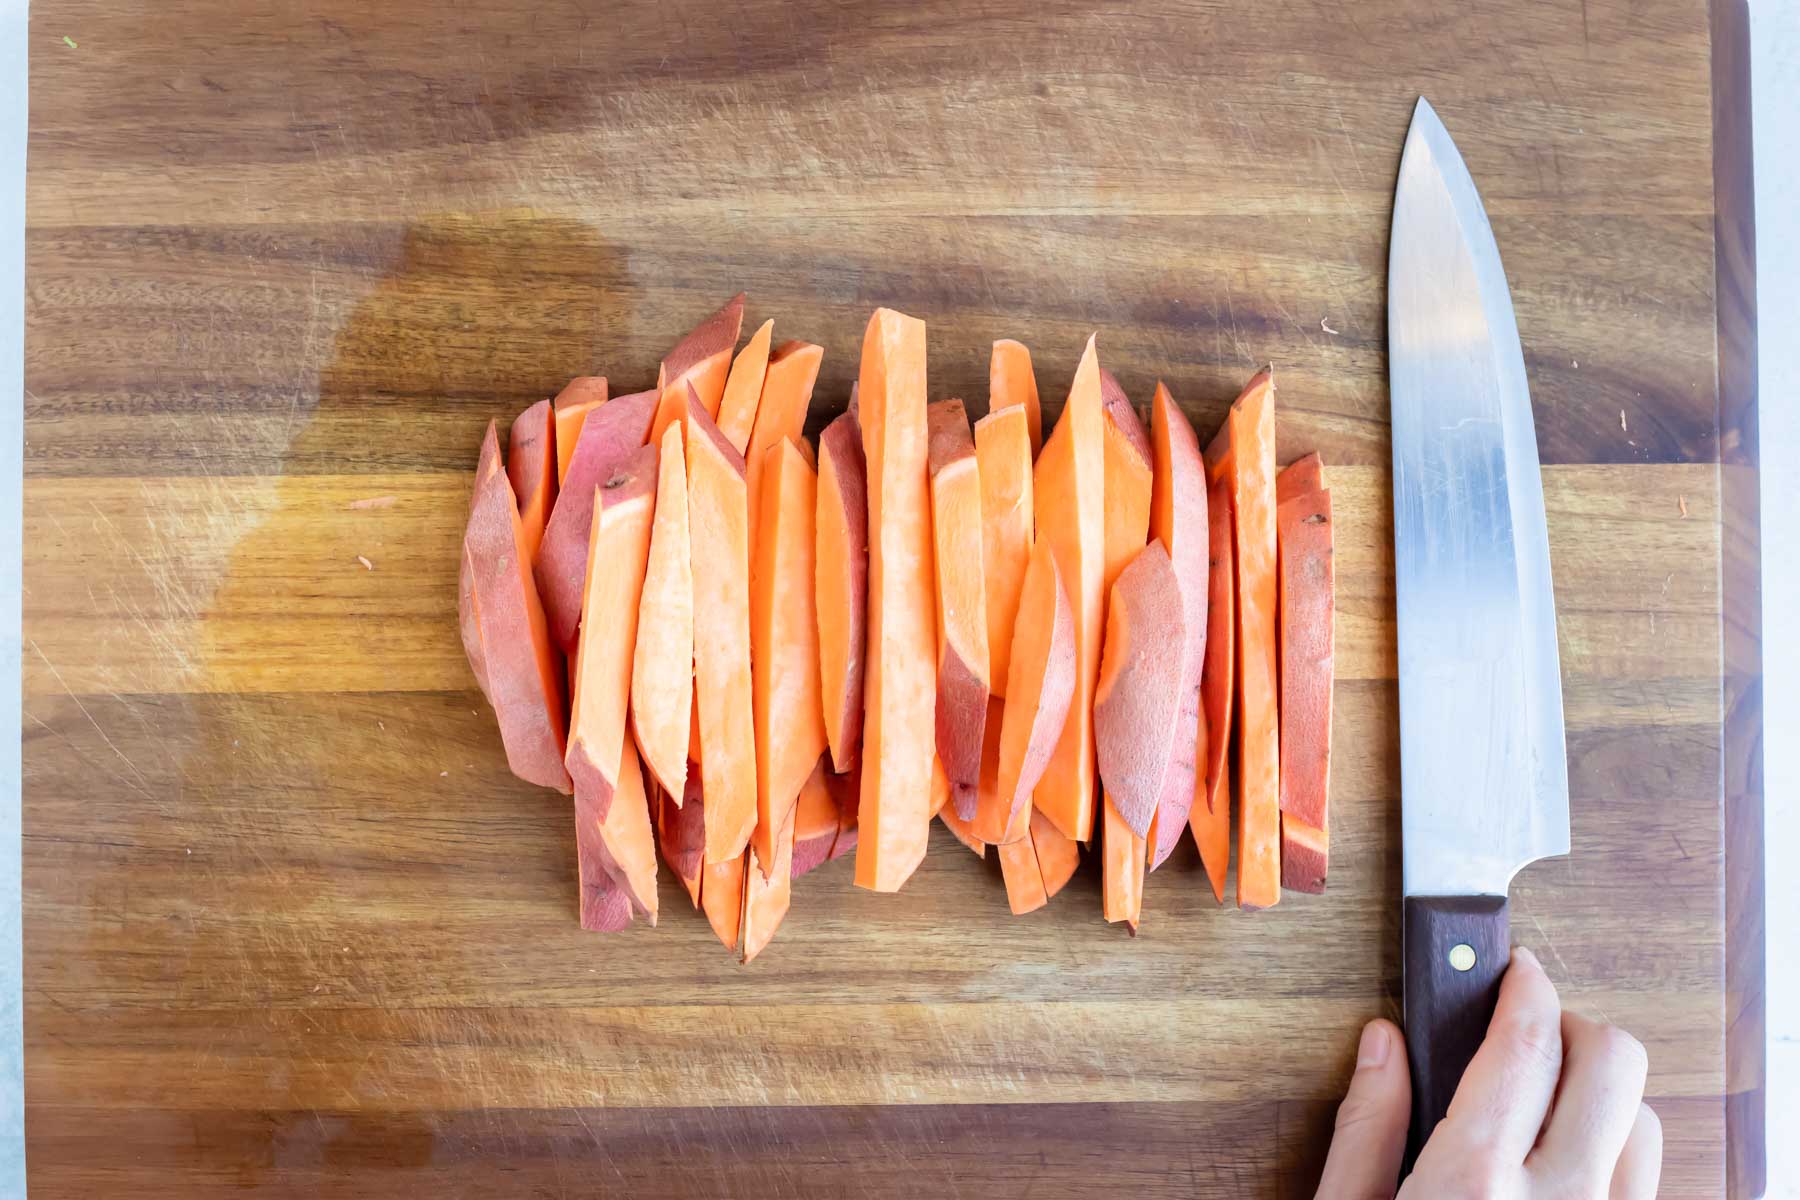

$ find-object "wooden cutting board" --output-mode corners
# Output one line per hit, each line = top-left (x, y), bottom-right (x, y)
(22, 0), (1762, 1195)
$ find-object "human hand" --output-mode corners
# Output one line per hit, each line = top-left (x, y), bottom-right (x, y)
(1315, 946), (1662, 1198)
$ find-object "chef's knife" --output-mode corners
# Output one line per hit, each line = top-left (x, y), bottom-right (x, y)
(1388, 98), (1571, 1155)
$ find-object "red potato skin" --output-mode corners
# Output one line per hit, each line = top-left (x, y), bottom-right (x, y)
(815, 411), (869, 773)
(508, 399), (558, 562)
(466, 421), (571, 793)
(1093, 540), (1187, 837)
(1191, 473), (1237, 903)
(534, 388), (659, 650)
(1281, 815), (1328, 894)
(658, 767), (707, 906)
(1148, 687), (1201, 871)
(578, 860), (633, 932)
(1278, 486), (1334, 892)
(662, 294), (746, 399)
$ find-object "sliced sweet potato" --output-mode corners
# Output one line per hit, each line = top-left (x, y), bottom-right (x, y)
(1099, 369), (1154, 590)
(1030, 337), (1106, 843)
(997, 832), (1049, 915)
(1205, 369), (1279, 910)
(743, 805), (794, 963)
(631, 422), (694, 799)
(466, 421), (570, 793)
(578, 860), (632, 933)
(994, 541), (1077, 830)
(1094, 541), (1186, 836)
(854, 309), (936, 893)
(751, 439), (827, 875)
(974, 405), (1034, 697)
(815, 411), (869, 773)
(1146, 382), (1210, 870)
(536, 387), (659, 649)
(1276, 451), (1324, 504)
(971, 696), (1028, 844)
(566, 447), (658, 824)
(826, 761), (860, 861)
(653, 293), (745, 444)
(508, 399), (558, 563)
(746, 339), (824, 543)
(939, 805), (986, 858)
(553, 376), (609, 487)
(1031, 808), (1080, 901)
(717, 318), (774, 456)
(1277, 486), (1334, 893)
(459, 436), (492, 704)
(659, 770), (706, 908)
(701, 851), (747, 953)
(1101, 796), (1145, 929)
(989, 338), (1042, 457)
(588, 737), (658, 926)
(791, 759), (840, 879)
(686, 390), (757, 865)
(1192, 474), (1236, 903)
(927, 399), (990, 820)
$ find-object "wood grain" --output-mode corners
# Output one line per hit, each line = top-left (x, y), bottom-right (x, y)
(23, 0), (1746, 1194)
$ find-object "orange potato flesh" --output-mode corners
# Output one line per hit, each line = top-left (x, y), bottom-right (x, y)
(974, 405), (1034, 697)
(853, 309), (936, 893)
(1101, 796), (1144, 928)
(1094, 541), (1187, 837)
(686, 389), (758, 865)
(1276, 451), (1324, 504)
(1277, 486), (1334, 893)
(1192, 474), (1236, 904)
(1030, 337), (1105, 844)
(998, 832), (1049, 915)
(652, 293), (745, 445)
(701, 851), (746, 953)
(508, 399), (558, 563)
(750, 439), (826, 876)
(926, 399), (990, 820)
(584, 737), (658, 927)
(746, 339), (824, 545)
(553, 376), (609, 487)
(989, 338), (1042, 457)
(717, 318), (774, 456)
(994, 542), (1077, 832)
(630, 422), (694, 800)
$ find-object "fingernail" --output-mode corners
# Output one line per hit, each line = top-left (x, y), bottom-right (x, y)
(1357, 1021), (1390, 1069)
(1513, 946), (1540, 971)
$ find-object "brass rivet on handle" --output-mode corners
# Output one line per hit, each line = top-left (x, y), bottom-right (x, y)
(1448, 943), (1477, 972)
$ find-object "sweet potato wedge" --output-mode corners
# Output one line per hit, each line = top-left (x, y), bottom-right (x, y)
(972, 696), (1029, 844)
(974, 405), (1034, 697)
(994, 541), (1077, 831)
(1192, 474), (1236, 903)
(1030, 337), (1106, 843)
(989, 338), (1042, 457)
(631, 422), (694, 800)
(743, 806), (794, 963)
(653, 293), (745, 444)
(1032, 808), (1080, 901)
(659, 770), (706, 908)
(1094, 541), (1187, 837)
(686, 390), (757, 865)
(815, 410), (869, 774)
(751, 439), (827, 875)
(1277, 485), (1334, 893)
(566, 446), (658, 822)
(1276, 451), (1324, 504)
(586, 737), (658, 926)
(1101, 796), (1145, 929)
(701, 851), (746, 953)
(1205, 369), (1279, 909)
(997, 831), (1049, 915)
(553, 376), (608, 487)
(927, 399), (990, 820)
(536, 387), (659, 650)
(790, 758), (840, 879)
(508, 399), (558, 563)
(466, 421), (571, 793)
(717, 318), (774, 456)
(854, 309), (936, 893)
(746, 340), (824, 543)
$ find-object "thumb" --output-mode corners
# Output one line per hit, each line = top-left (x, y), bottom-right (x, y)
(1315, 1019), (1412, 1200)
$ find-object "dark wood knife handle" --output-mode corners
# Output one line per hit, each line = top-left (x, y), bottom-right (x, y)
(1403, 894), (1510, 1164)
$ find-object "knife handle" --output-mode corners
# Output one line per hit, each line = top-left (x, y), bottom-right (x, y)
(1403, 894), (1510, 1165)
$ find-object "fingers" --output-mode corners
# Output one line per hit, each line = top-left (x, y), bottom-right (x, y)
(1529, 1013), (1650, 1186)
(1436, 947), (1564, 1162)
(1315, 1020), (1411, 1200)
(1609, 1103), (1664, 1200)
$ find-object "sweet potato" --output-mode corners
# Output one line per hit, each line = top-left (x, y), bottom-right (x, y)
(974, 405), (1034, 697)
(972, 696), (1029, 844)
(553, 376), (608, 487)
(586, 737), (658, 926)
(659, 771), (706, 908)
(631, 422), (694, 799)
(717, 318), (774, 456)
(1191, 474), (1235, 903)
(1101, 797), (1145, 929)
(790, 759), (840, 879)
(994, 542), (1077, 831)
(1276, 451), (1324, 504)
(751, 439), (827, 875)
(1030, 337), (1106, 843)
(653, 293), (745, 444)
(1205, 369), (1279, 910)
(508, 399), (558, 563)
(746, 340), (824, 543)
(686, 390), (758, 865)
(939, 805), (986, 858)
(1099, 369), (1154, 590)
(854, 309), (936, 893)
(743, 805), (794, 963)
(1277, 485), (1334, 893)
(566, 446), (658, 823)
(1031, 808), (1080, 901)
(997, 832), (1049, 915)
(815, 411), (869, 773)
(989, 338), (1042, 457)
(926, 399), (990, 820)
(466, 421), (570, 793)
(535, 388), (659, 650)
(1094, 541), (1187, 837)
(701, 851), (746, 953)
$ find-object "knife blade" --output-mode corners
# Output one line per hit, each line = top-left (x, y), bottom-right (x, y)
(1388, 97), (1571, 1154)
